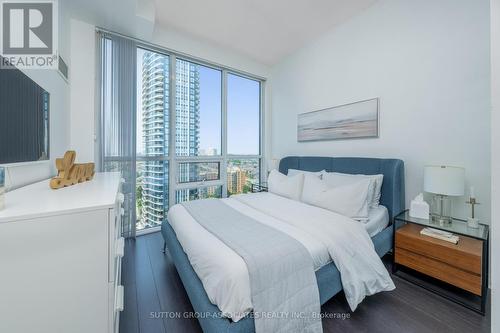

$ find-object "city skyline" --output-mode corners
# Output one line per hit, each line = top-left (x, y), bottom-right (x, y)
(136, 48), (261, 230)
(136, 48), (260, 156)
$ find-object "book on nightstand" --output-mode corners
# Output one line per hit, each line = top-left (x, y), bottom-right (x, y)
(420, 227), (460, 244)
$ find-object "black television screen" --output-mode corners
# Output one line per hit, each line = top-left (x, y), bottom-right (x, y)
(0, 57), (49, 164)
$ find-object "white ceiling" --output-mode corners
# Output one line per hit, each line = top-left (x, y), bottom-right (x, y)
(64, 0), (157, 40)
(154, 0), (377, 65)
(65, 0), (377, 65)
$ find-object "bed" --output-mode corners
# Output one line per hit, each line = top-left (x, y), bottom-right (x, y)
(161, 156), (405, 333)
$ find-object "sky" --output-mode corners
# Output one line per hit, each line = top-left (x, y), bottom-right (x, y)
(227, 73), (260, 155)
(199, 68), (260, 155)
(136, 49), (260, 156)
(197, 66), (221, 154)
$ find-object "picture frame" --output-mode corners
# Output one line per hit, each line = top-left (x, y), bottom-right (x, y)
(297, 98), (379, 142)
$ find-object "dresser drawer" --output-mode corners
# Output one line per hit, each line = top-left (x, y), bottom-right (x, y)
(108, 281), (124, 333)
(114, 285), (124, 333)
(109, 192), (124, 282)
(395, 223), (483, 296)
(114, 240), (124, 283)
(115, 207), (124, 241)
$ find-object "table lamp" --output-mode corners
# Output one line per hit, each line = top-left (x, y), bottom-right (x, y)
(424, 165), (465, 225)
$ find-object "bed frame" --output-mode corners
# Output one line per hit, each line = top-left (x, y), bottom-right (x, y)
(162, 156), (405, 333)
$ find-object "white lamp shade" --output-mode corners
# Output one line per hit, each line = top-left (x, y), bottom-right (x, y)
(424, 165), (465, 196)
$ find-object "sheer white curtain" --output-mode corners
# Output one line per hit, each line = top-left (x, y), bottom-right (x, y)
(98, 32), (137, 238)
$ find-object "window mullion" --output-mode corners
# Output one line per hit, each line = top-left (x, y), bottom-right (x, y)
(175, 180), (225, 191)
(221, 69), (228, 198)
(226, 155), (262, 159)
(168, 54), (177, 208)
(175, 156), (224, 162)
(260, 81), (265, 184)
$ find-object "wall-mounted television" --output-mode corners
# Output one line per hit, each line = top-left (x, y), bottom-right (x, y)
(0, 57), (49, 164)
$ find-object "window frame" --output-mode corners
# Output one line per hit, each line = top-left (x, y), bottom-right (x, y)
(97, 29), (265, 234)
(168, 58), (265, 207)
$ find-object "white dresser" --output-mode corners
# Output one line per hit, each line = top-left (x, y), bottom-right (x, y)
(0, 172), (125, 333)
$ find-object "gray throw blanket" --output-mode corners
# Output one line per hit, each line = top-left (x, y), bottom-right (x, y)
(182, 199), (322, 333)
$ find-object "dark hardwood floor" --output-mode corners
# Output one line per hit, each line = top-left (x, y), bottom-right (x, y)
(120, 232), (490, 333)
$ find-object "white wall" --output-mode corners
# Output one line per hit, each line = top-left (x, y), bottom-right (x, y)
(151, 26), (270, 78)
(490, 0), (499, 330)
(271, 0), (491, 222)
(69, 19), (96, 163)
(3, 1), (71, 189)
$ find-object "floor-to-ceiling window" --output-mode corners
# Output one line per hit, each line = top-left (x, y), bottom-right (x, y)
(173, 58), (224, 206)
(227, 73), (262, 196)
(100, 31), (264, 233)
(136, 48), (170, 230)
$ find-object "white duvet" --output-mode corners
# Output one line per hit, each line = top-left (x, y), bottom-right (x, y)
(167, 192), (395, 322)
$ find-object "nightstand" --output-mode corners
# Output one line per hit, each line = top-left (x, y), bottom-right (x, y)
(251, 183), (268, 193)
(393, 210), (489, 315)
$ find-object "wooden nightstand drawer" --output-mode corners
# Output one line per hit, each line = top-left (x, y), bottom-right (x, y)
(395, 223), (483, 296)
(395, 247), (482, 295)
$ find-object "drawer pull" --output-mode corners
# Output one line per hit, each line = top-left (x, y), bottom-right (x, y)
(115, 285), (124, 312)
(115, 237), (125, 258)
(117, 193), (125, 204)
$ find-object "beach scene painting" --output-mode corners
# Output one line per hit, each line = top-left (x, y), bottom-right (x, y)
(298, 98), (379, 142)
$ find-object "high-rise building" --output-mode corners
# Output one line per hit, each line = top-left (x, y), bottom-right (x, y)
(227, 166), (248, 195)
(140, 54), (200, 228)
(175, 59), (200, 204)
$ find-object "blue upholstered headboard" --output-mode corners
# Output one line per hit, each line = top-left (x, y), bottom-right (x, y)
(279, 156), (405, 220)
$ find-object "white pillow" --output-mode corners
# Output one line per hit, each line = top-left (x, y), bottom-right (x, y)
(287, 169), (324, 178)
(322, 172), (383, 207)
(301, 174), (371, 220)
(268, 170), (304, 201)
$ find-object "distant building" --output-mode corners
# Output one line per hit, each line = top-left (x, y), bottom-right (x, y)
(200, 168), (219, 182)
(206, 148), (218, 156)
(227, 166), (247, 195)
(175, 59), (201, 204)
(204, 186), (218, 197)
(201, 147), (218, 156)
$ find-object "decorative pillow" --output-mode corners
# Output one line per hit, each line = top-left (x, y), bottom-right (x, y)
(268, 170), (304, 201)
(301, 174), (371, 220)
(322, 172), (384, 207)
(287, 169), (324, 178)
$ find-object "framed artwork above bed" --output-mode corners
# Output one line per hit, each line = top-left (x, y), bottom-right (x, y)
(297, 98), (379, 142)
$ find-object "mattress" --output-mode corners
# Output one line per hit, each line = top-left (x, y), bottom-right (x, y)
(364, 205), (389, 237)
(167, 192), (394, 322)
(167, 194), (331, 322)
